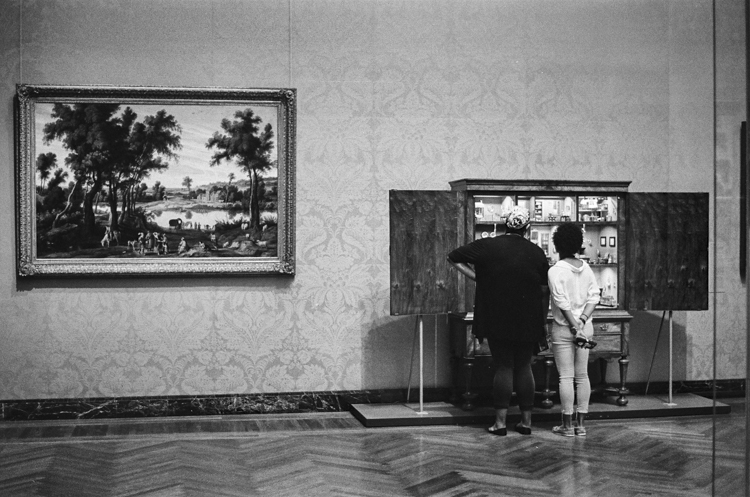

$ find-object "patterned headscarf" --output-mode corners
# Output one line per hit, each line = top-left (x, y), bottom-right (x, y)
(505, 206), (531, 230)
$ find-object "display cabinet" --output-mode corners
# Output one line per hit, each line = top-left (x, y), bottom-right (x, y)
(448, 179), (633, 408)
(389, 179), (708, 411)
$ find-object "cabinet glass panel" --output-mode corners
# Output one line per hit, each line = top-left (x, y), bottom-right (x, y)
(577, 196), (620, 308)
(474, 195), (514, 240)
(577, 196), (618, 222)
(579, 222), (619, 308)
(525, 196), (575, 223)
(474, 195), (514, 223)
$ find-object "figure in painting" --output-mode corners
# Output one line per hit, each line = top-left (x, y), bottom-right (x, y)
(157, 233), (169, 254)
(178, 237), (188, 254)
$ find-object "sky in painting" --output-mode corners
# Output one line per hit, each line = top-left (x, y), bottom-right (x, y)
(34, 102), (278, 190)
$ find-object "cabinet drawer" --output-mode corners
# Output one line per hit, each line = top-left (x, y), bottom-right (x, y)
(591, 321), (622, 354)
(593, 321), (621, 335)
(592, 334), (621, 354)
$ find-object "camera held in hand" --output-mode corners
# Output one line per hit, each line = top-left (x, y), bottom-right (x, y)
(575, 336), (597, 349)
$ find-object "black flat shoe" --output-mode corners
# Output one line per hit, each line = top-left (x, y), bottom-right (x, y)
(488, 427), (507, 436)
(515, 424), (532, 435)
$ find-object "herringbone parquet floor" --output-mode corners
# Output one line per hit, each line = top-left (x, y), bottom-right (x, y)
(0, 398), (745, 497)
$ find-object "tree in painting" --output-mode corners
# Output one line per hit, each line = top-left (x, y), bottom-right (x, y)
(182, 175), (193, 196)
(42, 104), (181, 235)
(36, 152), (56, 190)
(41, 103), (181, 250)
(225, 172), (235, 202)
(118, 110), (182, 222)
(206, 109), (275, 230)
(42, 103), (125, 235)
(42, 168), (69, 217)
(153, 180), (164, 201)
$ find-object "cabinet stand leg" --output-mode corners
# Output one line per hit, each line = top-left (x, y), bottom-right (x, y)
(461, 359), (477, 411)
(448, 356), (459, 405)
(541, 357), (555, 409)
(616, 356), (630, 406)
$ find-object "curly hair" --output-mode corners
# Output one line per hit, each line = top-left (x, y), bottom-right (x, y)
(552, 222), (583, 258)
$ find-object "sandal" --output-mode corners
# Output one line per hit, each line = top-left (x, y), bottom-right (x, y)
(488, 426), (507, 436)
(552, 425), (575, 437)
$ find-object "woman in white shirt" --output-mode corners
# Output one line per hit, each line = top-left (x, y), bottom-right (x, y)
(548, 223), (600, 437)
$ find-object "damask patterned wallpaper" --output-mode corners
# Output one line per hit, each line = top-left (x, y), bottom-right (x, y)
(0, 0), (743, 400)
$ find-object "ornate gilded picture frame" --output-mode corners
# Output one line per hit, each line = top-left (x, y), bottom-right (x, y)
(15, 84), (296, 277)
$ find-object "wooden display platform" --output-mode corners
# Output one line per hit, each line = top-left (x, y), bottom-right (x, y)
(350, 393), (730, 428)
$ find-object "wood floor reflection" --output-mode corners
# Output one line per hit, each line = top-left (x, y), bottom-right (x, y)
(0, 399), (744, 496)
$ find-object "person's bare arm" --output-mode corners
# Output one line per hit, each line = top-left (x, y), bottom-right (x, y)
(447, 257), (476, 281)
(561, 309), (583, 335)
(579, 302), (598, 326)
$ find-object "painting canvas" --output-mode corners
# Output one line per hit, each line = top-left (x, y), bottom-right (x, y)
(15, 84), (296, 277)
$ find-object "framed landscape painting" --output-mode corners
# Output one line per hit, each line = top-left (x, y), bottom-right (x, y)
(15, 84), (296, 277)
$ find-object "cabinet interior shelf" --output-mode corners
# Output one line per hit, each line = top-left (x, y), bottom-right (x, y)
(476, 221), (618, 227)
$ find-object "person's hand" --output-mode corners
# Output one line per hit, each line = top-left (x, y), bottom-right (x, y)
(569, 318), (583, 335)
(573, 329), (583, 348)
(575, 330), (597, 349)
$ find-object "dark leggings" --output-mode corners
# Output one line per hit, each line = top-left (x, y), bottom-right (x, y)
(487, 340), (536, 411)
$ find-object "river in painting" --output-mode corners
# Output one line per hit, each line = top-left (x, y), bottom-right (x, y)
(148, 207), (246, 230)
(89, 202), (247, 230)
(38, 196), (278, 260)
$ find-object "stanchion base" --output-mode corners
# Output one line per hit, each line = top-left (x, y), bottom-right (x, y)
(664, 403), (678, 407)
(416, 411), (429, 416)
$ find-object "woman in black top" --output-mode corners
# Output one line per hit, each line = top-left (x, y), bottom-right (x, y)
(448, 206), (549, 436)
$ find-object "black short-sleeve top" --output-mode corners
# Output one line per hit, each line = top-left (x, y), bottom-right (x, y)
(448, 235), (549, 343)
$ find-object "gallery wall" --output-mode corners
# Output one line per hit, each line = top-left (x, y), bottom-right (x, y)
(0, 0), (743, 400)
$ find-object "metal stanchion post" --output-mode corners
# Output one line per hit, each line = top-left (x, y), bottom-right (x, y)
(416, 314), (428, 415)
(666, 310), (676, 406)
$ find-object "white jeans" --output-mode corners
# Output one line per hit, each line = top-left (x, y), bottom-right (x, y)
(550, 322), (593, 415)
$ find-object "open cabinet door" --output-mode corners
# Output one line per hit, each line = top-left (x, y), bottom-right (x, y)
(626, 192), (709, 311)
(389, 190), (463, 316)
